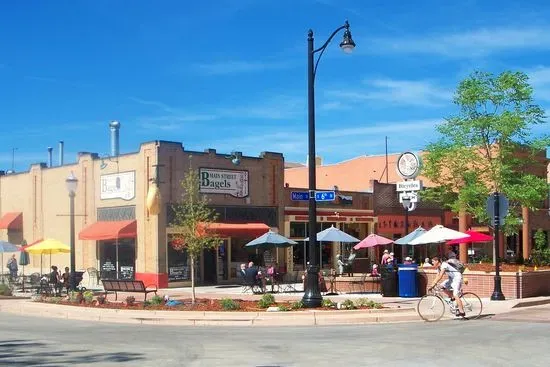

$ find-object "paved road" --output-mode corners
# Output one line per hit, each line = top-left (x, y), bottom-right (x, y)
(491, 304), (550, 323)
(0, 312), (547, 367)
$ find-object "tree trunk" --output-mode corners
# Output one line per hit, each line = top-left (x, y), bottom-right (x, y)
(190, 254), (196, 304)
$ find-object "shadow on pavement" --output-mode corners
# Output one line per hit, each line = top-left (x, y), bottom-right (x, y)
(0, 339), (145, 365)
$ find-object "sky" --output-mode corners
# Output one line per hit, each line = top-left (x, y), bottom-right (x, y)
(1, 0), (550, 172)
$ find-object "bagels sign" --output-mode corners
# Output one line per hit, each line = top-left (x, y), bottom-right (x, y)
(199, 168), (249, 198)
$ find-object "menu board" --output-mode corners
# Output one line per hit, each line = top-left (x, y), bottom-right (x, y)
(120, 266), (134, 280)
(169, 266), (189, 281)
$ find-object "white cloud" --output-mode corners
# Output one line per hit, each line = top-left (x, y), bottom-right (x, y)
(193, 60), (295, 75)
(325, 78), (452, 107)
(369, 27), (550, 57)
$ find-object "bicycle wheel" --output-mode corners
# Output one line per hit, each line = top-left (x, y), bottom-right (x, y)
(417, 295), (445, 322)
(460, 292), (482, 319)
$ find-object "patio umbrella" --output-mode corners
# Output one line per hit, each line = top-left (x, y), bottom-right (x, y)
(394, 227), (427, 245)
(25, 238), (70, 274)
(244, 230), (297, 249)
(303, 225), (360, 243)
(409, 225), (470, 245)
(354, 233), (394, 250)
(446, 230), (493, 245)
(0, 240), (19, 282)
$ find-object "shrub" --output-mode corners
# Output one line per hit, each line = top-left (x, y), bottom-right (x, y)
(126, 296), (136, 306)
(0, 284), (13, 296)
(322, 298), (335, 308)
(143, 300), (152, 307)
(341, 299), (356, 310)
(96, 295), (106, 305)
(150, 295), (164, 305)
(220, 298), (240, 311)
(258, 293), (275, 308)
(68, 291), (83, 304)
(83, 291), (94, 304)
(49, 296), (63, 304)
(277, 304), (290, 311)
(291, 300), (304, 310)
(354, 298), (370, 307)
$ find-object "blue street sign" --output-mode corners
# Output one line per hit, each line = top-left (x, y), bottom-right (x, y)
(315, 191), (335, 202)
(291, 191), (310, 201)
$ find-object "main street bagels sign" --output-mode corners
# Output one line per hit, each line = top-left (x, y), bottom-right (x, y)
(100, 171), (136, 201)
(199, 168), (249, 198)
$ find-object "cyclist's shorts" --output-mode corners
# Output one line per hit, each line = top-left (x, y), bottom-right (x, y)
(440, 276), (462, 296)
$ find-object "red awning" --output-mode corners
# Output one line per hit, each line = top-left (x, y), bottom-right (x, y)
(0, 212), (23, 230)
(79, 220), (137, 241)
(202, 222), (270, 238)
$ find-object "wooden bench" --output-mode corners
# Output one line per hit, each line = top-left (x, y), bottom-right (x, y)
(101, 279), (158, 301)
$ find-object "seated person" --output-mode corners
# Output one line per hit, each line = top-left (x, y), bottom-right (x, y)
(404, 256), (413, 265)
(422, 258), (432, 267)
(370, 264), (380, 277)
(244, 263), (265, 292)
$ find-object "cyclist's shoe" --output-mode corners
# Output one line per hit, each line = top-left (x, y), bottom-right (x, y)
(456, 312), (466, 318)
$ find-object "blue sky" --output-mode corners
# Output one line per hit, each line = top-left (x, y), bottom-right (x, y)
(1, 0), (550, 171)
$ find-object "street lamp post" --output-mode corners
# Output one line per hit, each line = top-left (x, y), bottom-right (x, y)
(402, 196), (411, 259)
(302, 21), (355, 308)
(66, 171), (78, 291)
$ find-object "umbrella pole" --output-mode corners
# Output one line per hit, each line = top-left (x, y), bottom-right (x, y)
(1, 253), (3, 284)
(116, 240), (119, 279)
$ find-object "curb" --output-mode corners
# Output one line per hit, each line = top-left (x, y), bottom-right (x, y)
(0, 300), (421, 326)
(513, 298), (550, 309)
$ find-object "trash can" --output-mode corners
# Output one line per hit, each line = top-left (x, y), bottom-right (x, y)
(398, 264), (418, 297)
(381, 265), (398, 297)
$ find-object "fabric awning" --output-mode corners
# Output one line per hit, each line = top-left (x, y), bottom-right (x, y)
(204, 222), (270, 238)
(79, 220), (137, 241)
(0, 212), (23, 230)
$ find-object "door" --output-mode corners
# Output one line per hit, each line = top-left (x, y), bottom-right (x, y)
(203, 248), (217, 285)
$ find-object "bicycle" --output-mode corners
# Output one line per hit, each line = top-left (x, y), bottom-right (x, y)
(417, 286), (483, 322)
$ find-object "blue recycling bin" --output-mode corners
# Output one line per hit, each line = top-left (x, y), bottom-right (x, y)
(398, 264), (418, 297)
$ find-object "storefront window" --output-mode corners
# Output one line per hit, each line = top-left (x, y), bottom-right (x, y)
(290, 222), (307, 238)
(230, 237), (258, 264)
(167, 236), (201, 282)
(99, 239), (135, 280)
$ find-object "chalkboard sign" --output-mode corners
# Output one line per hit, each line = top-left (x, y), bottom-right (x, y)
(169, 266), (189, 281)
(102, 261), (116, 272)
(120, 266), (134, 280)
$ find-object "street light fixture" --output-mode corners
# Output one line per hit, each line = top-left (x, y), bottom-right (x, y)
(66, 171), (78, 291)
(303, 20), (355, 308)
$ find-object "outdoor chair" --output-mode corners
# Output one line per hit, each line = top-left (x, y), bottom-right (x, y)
(350, 274), (367, 293)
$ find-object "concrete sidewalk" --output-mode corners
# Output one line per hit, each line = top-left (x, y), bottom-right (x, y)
(4, 285), (548, 327)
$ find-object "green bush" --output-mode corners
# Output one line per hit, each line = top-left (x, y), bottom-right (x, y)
(322, 298), (335, 308)
(143, 300), (152, 307)
(341, 299), (356, 310)
(277, 304), (290, 311)
(220, 298), (240, 310)
(150, 295), (164, 305)
(50, 296), (63, 304)
(258, 293), (275, 308)
(291, 300), (304, 310)
(0, 284), (12, 296)
(83, 291), (94, 303)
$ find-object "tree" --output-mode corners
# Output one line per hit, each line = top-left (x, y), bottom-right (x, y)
(170, 168), (219, 304)
(423, 71), (549, 236)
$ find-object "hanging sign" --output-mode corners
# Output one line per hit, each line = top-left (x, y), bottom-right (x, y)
(100, 171), (136, 200)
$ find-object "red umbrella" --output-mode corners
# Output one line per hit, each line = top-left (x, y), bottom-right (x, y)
(447, 230), (492, 244)
(354, 233), (394, 250)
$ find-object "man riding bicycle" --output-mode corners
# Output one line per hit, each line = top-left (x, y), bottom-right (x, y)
(429, 256), (465, 317)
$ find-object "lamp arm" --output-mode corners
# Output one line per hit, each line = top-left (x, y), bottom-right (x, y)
(312, 23), (348, 78)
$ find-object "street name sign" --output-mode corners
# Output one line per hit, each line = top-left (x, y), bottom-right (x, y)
(291, 191), (309, 201)
(314, 191), (335, 201)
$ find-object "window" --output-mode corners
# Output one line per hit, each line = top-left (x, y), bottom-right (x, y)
(167, 235), (200, 282)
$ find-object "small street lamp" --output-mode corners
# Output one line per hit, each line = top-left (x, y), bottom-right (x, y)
(303, 20), (355, 308)
(66, 171), (78, 291)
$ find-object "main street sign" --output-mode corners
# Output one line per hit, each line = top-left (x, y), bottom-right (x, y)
(291, 191), (310, 201)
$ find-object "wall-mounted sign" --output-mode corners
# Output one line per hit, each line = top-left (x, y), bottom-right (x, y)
(100, 171), (136, 201)
(199, 168), (249, 198)
(396, 152), (422, 179)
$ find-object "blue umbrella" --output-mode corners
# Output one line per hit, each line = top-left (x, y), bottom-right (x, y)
(303, 225), (360, 243)
(245, 230), (297, 249)
(394, 227), (427, 245)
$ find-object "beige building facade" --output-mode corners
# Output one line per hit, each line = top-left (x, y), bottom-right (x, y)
(0, 140), (285, 288)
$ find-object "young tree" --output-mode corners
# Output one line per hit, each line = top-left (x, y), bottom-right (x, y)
(423, 71), (549, 237)
(170, 168), (219, 304)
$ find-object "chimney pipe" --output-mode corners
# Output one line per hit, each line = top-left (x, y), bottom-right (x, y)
(47, 147), (53, 167)
(109, 120), (120, 157)
(59, 141), (64, 166)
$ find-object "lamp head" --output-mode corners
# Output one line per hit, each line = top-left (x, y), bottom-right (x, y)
(339, 20), (356, 54)
(228, 151), (242, 166)
(66, 171), (78, 194)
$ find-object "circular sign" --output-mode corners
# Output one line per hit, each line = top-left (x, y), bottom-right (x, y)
(396, 152), (421, 179)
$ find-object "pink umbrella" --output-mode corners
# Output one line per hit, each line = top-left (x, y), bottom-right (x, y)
(447, 230), (493, 244)
(354, 233), (394, 250)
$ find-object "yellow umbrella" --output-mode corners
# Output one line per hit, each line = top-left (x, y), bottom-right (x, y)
(26, 239), (70, 254)
(26, 239), (70, 274)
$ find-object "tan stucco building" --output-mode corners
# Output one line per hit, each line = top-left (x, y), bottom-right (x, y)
(0, 140), (285, 288)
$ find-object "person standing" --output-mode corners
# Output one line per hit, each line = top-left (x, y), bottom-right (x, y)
(7, 254), (18, 282)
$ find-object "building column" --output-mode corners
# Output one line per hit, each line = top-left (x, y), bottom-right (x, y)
(522, 206), (530, 259)
(459, 208), (468, 264)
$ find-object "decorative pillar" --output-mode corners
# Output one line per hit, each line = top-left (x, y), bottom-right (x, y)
(522, 206), (530, 260)
(459, 208), (468, 264)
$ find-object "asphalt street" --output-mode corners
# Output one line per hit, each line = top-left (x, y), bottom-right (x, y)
(0, 310), (548, 367)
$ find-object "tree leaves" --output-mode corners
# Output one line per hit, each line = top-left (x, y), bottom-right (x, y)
(424, 70), (549, 234)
